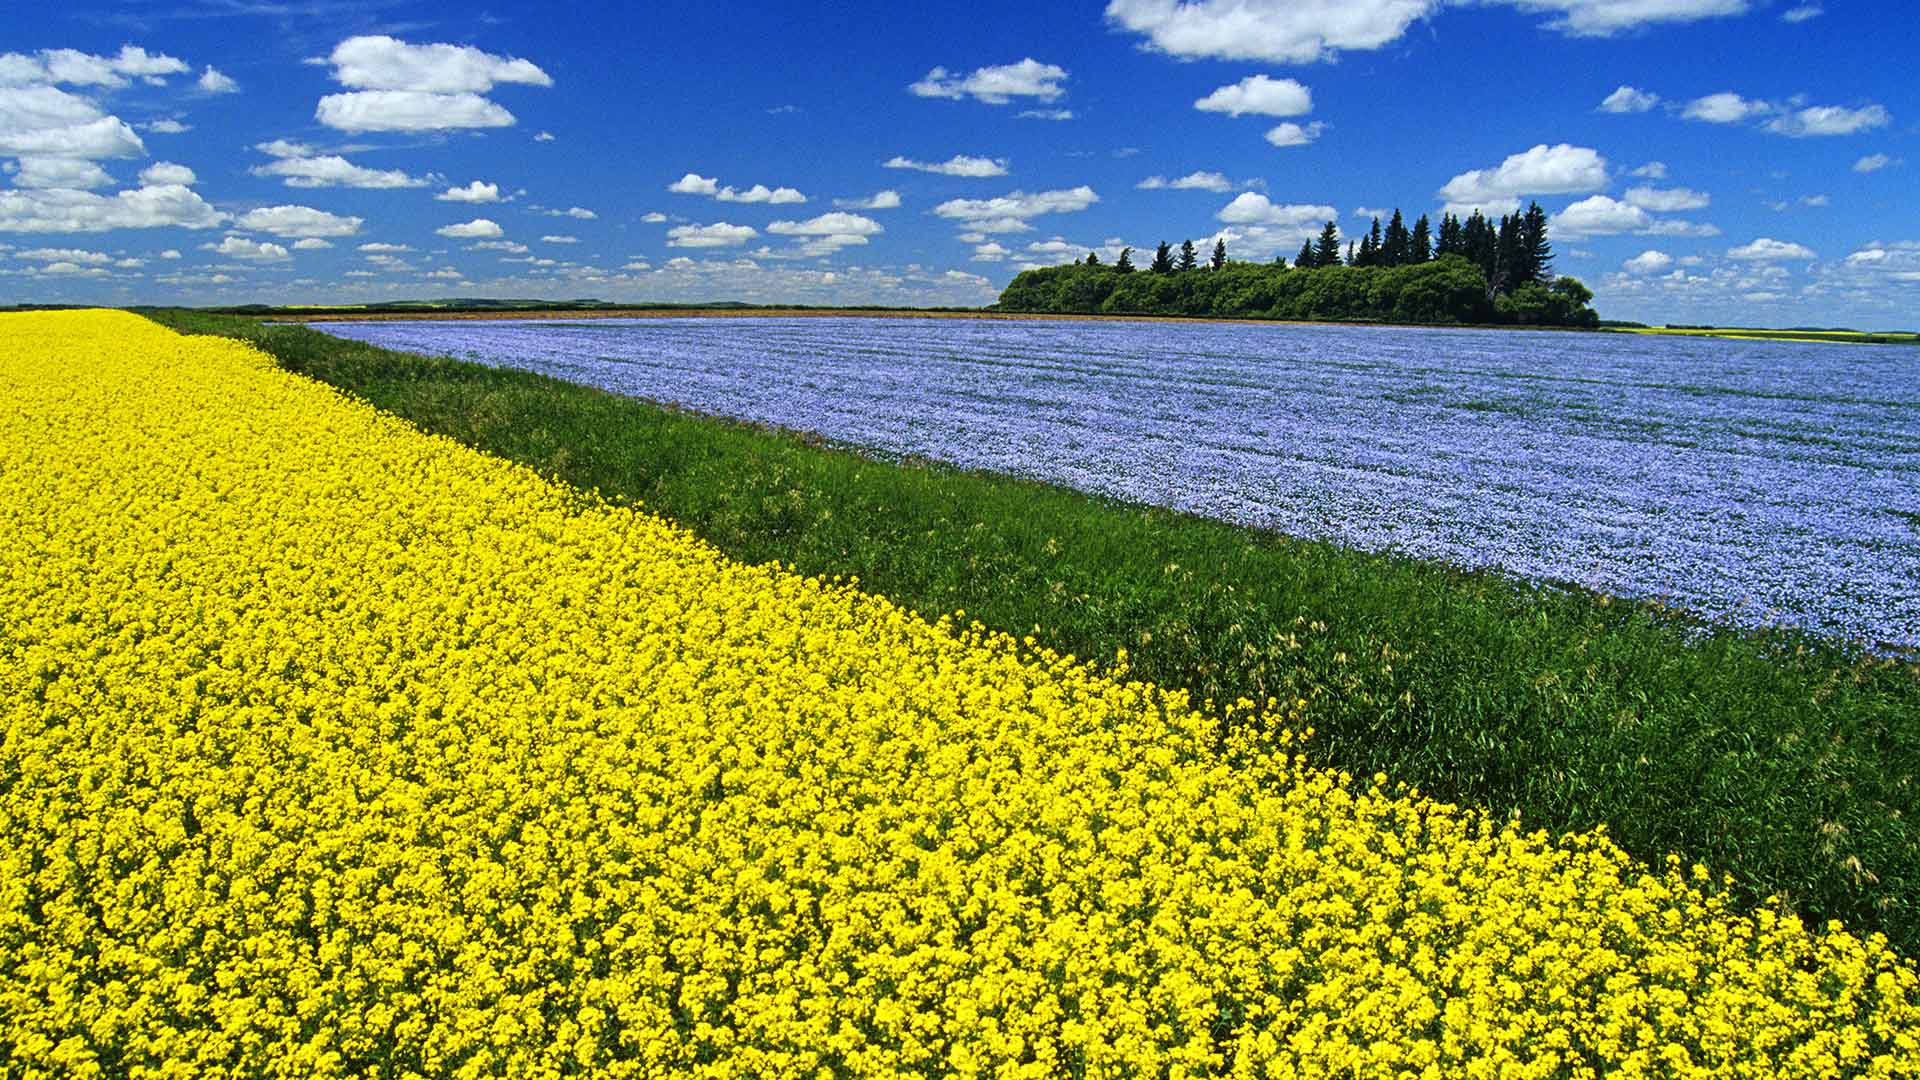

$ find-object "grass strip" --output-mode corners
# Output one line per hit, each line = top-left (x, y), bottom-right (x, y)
(142, 308), (1920, 954)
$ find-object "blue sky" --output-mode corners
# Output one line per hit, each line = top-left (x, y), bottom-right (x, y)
(2, 0), (1914, 327)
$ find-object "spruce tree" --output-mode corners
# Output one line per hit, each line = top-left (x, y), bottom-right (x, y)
(1383, 209), (1410, 267)
(1357, 230), (1378, 268)
(1177, 239), (1198, 272)
(1463, 211), (1497, 281)
(1313, 222), (1340, 268)
(1520, 201), (1553, 284)
(1115, 246), (1135, 273)
(1210, 237), (1228, 271)
(1496, 213), (1525, 293)
(1436, 213), (1462, 257)
(1346, 240), (1357, 267)
(1150, 241), (1174, 274)
(1085, 251), (1101, 267)
(1295, 241), (1316, 269)
(1411, 214), (1433, 263)
(1367, 217), (1384, 266)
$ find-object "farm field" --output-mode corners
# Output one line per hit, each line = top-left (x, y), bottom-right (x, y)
(312, 314), (1920, 650)
(155, 308), (1920, 961)
(7, 308), (1919, 1076)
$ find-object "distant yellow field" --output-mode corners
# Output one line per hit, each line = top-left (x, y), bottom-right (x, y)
(1621, 325), (1920, 345)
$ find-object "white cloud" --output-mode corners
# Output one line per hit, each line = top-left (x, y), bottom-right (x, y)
(436, 218), (504, 239)
(138, 161), (196, 186)
(316, 90), (515, 132)
(667, 222), (758, 248)
(251, 141), (426, 189)
(971, 241), (1011, 261)
(1104, 0), (1441, 63)
(1264, 121), (1327, 147)
(1623, 185), (1709, 212)
(15, 246), (113, 264)
(1217, 193), (1339, 227)
(622, 260), (651, 271)
(1682, 92), (1773, 124)
(1016, 108), (1074, 121)
(533, 131), (555, 142)
(641, 211), (669, 223)
(1630, 161), (1669, 179)
(0, 85), (145, 160)
(292, 238), (331, 250)
(1599, 85), (1659, 113)
(236, 205), (363, 238)
(554, 207), (596, 220)
(1853, 153), (1896, 173)
(1438, 143), (1607, 213)
(1800, 194), (1829, 207)
(835, 190), (902, 210)
(933, 187), (1099, 229)
(1193, 75), (1311, 118)
(6, 45), (188, 89)
(204, 235), (290, 262)
(437, 180), (501, 203)
(766, 212), (884, 237)
(0, 184), (224, 233)
(909, 59), (1066, 104)
(1550, 194), (1654, 236)
(11, 157), (114, 189)
(328, 35), (551, 93)
(883, 154), (1008, 177)
(1622, 250), (1674, 274)
(541, 234), (577, 243)
(470, 240), (527, 253)
(357, 242), (410, 252)
(144, 119), (190, 134)
(1764, 104), (1891, 137)
(1139, 171), (1235, 193)
(1726, 238), (1815, 261)
(197, 66), (238, 94)
(716, 184), (806, 204)
(668, 173), (718, 195)
(1502, 0), (1749, 36)
(1781, 4), (1822, 21)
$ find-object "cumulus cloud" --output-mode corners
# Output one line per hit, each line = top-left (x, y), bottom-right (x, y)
(204, 235), (291, 262)
(0, 85), (145, 160)
(1764, 104), (1891, 137)
(291, 238), (331, 250)
(1193, 75), (1311, 118)
(668, 173), (805, 203)
(1599, 85), (1659, 113)
(1781, 4), (1822, 21)
(235, 205), (363, 238)
(0, 45), (188, 89)
(1264, 121), (1327, 147)
(766, 212), (883, 237)
(1629, 161), (1669, 179)
(1727, 237), (1815, 261)
(1853, 153), (1895, 173)
(641, 211), (669, 223)
(909, 59), (1066, 104)
(1682, 92), (1773, 124)
(1623, 185), (1709, 212)
(11, 157), (114, 189)
(1216, 193), (1339, 228)
(667, 222), (758, 248)
(932, 187), (1100, 232)
(144, 119), (190, 134)
(883, 154), (1008, 177)
(1551, 194), (1651, 237)
(1016, 108), (1074, 121)
(250, 140), (427, 189)
(1138, 171), (1235, 192)
(14, 246), (113, 264)
(1104, 0), (1440, 63)
(316, 35), (551, 132)
(197, 66), (238, 94)
(138, 161), (196, 186)
(437, 180), (500, 203)
(540, 234), (577, 243)
(1501, 0), (1750, 36)
(1437, 143), (1607, 214)
(436, 218), (504, 239)
(0, 184), (224, 233)
(835, 190), (902, 210)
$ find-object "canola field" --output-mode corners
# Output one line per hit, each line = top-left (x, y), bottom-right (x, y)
(3, 309), (1917, 1077)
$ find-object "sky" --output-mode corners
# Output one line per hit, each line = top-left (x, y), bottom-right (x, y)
(2, 0), (1915, 328)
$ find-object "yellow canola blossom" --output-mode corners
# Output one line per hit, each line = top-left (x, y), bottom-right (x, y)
(0, 309), (1915, 1079)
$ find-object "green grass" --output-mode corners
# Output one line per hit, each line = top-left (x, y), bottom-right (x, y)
(142, 308), (1920, 954)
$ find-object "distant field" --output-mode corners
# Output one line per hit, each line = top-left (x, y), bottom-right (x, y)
(1623, 325), (1920, 346)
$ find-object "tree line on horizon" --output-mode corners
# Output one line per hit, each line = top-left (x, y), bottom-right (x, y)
(998, 202), (1599, 328)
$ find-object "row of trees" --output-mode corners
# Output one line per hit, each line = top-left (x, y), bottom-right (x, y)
(1002, 200), (1595, 327)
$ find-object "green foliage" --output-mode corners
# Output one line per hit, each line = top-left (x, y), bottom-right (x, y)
(1313, 222), (1342, 269)
(993, 253), (1586, 326)
(1115, 246), (1135, 274)
(1150, 241), (1175, 275)
(1177, 239), (1199, 273)
(146, 307), (1920, 956)
(1211, 238), (1228, 272)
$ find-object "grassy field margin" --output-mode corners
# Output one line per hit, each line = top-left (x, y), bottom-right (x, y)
(142, 308), (1920, 953)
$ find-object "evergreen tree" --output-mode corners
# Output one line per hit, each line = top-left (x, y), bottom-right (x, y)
(1085, 251), (1101, 267)
(1436, 212), (1463, 258)
(1313, 221), (1341, 268)
(1496, 213), (1525, 295)
(1210, 237), (1228, 271)
(1357, 230), (1378, 268)
(1411, 214), (1433, 263)
(1383, 209), (1411, 267)
(1150, 241), (1174, 274)
(1295, 240), (1316, 269)
(1177, 239), (1198, 272)
(1367, 217), (1384, 266)
(1346, 240), (1357, 267)
(1462, 211), (1497, 282)
(1520, 201), (1553, 285)
(1115, 246), (1135, 274)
